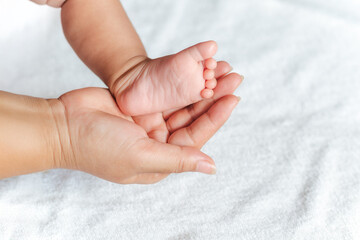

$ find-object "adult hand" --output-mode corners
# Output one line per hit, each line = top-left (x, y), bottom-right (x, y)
(131, 61), (243, 183)
(53, 61), (242, 184)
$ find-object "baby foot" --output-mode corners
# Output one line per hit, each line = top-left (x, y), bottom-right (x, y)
(113, 41), (218, 116)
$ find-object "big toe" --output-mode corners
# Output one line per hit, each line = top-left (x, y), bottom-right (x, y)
(184, 40), (218, 62)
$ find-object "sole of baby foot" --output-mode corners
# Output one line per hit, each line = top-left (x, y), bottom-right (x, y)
(116, 40), (219, 116)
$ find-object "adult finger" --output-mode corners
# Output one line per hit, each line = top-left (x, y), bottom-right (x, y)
(214, 61), (233, 79)
(166, 73), (243, 133)
(132, 113), (169, 143)
(168, 95), (240, 149)
(133, 138), (216, 175)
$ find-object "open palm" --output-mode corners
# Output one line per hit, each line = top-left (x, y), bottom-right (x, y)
(58, 61), (242, 184)
(131, 61), (242, 182)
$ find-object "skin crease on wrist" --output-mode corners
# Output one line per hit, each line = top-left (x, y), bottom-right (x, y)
(0, 91), (62, 179)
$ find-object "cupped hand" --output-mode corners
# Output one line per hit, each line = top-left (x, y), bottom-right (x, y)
(55, 62), (242, 184)
(130, 61), (243, 183)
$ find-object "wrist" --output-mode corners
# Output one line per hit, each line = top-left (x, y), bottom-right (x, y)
(46, 98), (75, 170)
(0, 92), (68, 178)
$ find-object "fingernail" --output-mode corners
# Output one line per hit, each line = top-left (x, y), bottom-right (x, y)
(240, 75), (244, 80)
(230, 66), (234, 71)
(196, 161), (216, 175)
(236, 96), (241, 102)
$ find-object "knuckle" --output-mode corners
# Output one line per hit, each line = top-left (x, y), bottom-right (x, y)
(175, 148), (186, 173)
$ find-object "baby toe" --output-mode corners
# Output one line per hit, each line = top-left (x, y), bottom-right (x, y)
(205, 79), (217, 89)
(204, 69), (215, 80)
(205, 58), (217, 70)
(201, 88), (214, 99)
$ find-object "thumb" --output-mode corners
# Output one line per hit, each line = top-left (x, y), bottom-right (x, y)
(134, 139), (216, 175)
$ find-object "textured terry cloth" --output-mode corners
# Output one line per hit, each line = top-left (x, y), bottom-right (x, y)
(1, 0), (360, 239)
(30, 0), (65, 8)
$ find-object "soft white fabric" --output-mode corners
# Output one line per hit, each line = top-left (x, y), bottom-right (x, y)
(1, 0), (360, 239)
